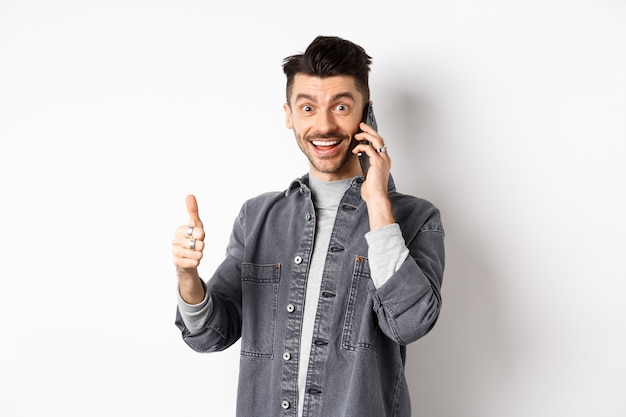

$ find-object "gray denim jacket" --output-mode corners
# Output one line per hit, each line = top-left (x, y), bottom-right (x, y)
(175, 174), (445, 417)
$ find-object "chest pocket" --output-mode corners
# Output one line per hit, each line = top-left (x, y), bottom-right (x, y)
(341, 255), (378, 353)
(241, 262), (280, 359)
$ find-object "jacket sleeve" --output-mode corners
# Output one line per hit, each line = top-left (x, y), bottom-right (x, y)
(175, 208), (246, 353)
(370, 204), (445, 345)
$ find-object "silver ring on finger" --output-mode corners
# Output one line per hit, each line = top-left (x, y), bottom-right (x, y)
(186, 226), (194, 237)
(377, 146), (388, 153)
(189, 238), (196, 251)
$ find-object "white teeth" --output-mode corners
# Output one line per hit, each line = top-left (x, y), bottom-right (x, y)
(312, 140), (340, 147)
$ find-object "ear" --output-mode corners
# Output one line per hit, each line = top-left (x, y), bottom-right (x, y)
(283, 103), (293, 129)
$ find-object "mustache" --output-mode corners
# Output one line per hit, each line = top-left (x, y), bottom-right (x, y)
(306, 132), (350, 141)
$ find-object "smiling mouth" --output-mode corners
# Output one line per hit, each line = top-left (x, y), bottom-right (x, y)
(311, 140), (341, 148)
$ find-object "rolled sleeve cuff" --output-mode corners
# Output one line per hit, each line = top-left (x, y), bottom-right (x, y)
(177, 280), (213, 335)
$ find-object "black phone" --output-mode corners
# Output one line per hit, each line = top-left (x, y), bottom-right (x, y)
(356, 103), (378, 178)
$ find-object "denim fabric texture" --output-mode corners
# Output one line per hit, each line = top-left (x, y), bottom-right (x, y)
(175, 173), (445, 417)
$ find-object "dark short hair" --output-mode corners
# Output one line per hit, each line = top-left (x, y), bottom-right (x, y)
(282, 35), (372, 105)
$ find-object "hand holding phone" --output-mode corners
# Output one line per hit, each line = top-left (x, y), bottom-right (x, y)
(357, 103), (378, 178)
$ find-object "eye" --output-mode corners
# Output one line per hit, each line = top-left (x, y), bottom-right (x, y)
(335, 104), (348, 112)
(301, 105), (313, 112)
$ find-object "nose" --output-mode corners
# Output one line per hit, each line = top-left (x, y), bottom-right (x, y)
(315, 110), (338, 133)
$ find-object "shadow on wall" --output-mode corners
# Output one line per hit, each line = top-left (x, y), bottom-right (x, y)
(386, 89), (516, 417)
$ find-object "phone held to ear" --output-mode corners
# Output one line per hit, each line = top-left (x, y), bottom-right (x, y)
(356, 103), (378, 178)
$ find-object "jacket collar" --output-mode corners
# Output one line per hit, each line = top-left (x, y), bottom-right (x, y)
(285, 173), (396, 197)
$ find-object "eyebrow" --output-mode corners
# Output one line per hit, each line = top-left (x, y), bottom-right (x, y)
(294, 92), (356, 103)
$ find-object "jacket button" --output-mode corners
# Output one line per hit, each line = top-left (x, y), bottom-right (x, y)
(286, 304), (295, 313)
(294, 256), (303, 264)
(283, 352), (291, 361)
(306, 213), (312, 221)
(281, 400), (290, 409)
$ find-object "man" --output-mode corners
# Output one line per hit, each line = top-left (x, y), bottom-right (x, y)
(172, 35), (445, 417)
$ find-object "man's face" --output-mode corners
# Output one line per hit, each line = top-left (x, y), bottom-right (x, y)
(284, 74), (366, 181)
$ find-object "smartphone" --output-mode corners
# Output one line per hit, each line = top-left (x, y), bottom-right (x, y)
(356, 103), (378, 178)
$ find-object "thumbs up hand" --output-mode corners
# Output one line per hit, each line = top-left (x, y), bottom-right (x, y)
(172, 195), (207, 304)
(173, 194), (206, 270)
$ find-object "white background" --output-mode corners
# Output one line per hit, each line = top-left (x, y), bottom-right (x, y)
(1, 1), (625, 416)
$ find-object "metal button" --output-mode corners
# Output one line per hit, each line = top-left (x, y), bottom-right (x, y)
(294, 256), (302, 264)
(283, 352), (291, 361)
(286, 304), (295, 313)
(281, 400), (290, 409)
(306, 213), (312, 221)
